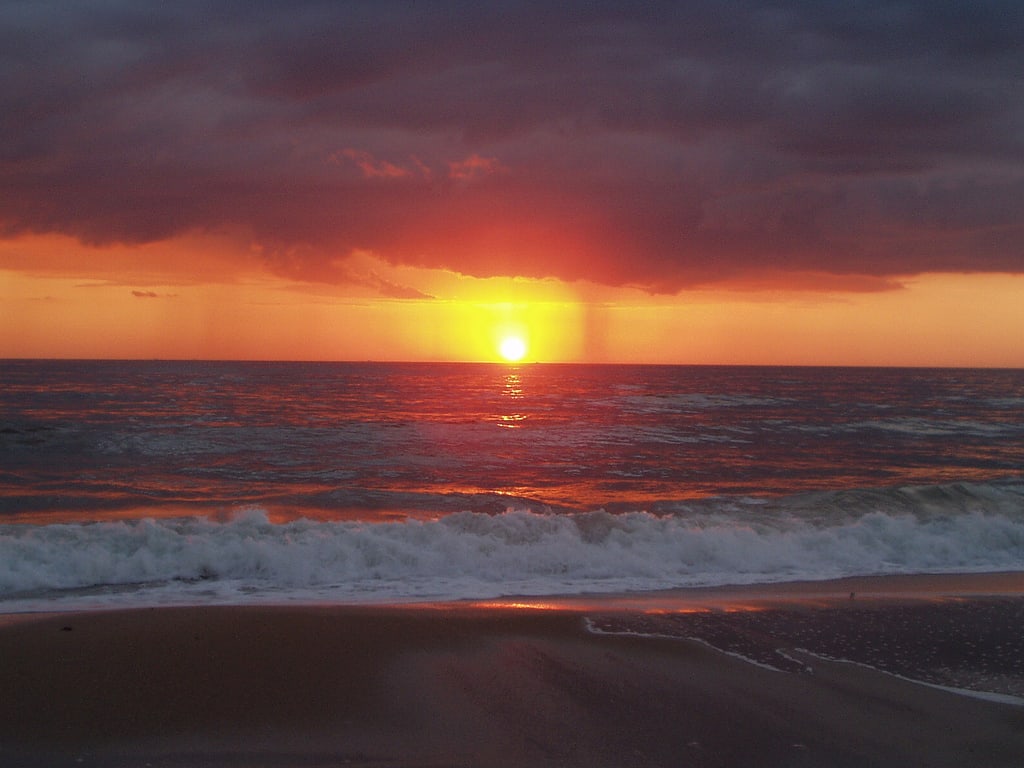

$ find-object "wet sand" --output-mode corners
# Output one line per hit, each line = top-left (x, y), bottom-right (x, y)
(2, 577), (1024, 767)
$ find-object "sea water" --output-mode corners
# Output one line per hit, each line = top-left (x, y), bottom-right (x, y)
(2, 360), (1023, 611)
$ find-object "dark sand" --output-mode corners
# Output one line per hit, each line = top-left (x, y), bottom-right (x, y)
(2, 577), (1024, 767)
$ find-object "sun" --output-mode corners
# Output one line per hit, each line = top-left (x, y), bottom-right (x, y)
(498, 334), (528, 362)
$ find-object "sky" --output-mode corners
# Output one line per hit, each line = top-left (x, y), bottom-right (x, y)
(2, 0), (1023, 365)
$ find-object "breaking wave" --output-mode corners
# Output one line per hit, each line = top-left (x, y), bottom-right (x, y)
(2, 480), (1023, 611)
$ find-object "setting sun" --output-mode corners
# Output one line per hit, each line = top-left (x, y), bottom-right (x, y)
(498, 335), (528, 362)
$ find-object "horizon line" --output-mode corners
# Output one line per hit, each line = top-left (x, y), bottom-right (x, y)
(3, 356), (1022, 371)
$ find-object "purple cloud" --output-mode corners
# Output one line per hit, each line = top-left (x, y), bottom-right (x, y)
(1, 1), (1021, 293)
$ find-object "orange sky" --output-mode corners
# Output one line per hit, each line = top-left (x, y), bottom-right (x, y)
(3, 3), (1023, 367)
(3, 232), (1022, 366)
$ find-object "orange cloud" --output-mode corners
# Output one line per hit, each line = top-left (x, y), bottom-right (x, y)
(334, 149), (415, 180)
(448, 154), (507, 181)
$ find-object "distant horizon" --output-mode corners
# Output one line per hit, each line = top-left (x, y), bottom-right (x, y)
(4, 356), (1023, 372)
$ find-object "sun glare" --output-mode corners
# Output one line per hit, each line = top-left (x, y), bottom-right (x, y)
(498, 335), (528, 362)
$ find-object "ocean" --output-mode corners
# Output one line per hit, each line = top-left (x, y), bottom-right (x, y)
(2, 360), (1023, 612)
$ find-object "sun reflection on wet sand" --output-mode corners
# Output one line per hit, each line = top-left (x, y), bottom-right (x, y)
(466, 572), (1024, 614)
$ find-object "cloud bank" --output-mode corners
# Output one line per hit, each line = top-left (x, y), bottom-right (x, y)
(2, 0), (1022, 293)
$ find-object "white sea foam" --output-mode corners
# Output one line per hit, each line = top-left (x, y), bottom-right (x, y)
(2, 486), (1023, 611)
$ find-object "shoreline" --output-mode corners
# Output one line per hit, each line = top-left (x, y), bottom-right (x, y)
(3, 570), (1023, 623)
(469, 569), (1024, 611)
(2, 574), (1023, 767)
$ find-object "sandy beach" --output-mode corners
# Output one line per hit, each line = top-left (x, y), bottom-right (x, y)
(2, 575), (1024, 767)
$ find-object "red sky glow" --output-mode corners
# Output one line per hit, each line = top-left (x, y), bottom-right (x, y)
(2, 2), (1022, 365)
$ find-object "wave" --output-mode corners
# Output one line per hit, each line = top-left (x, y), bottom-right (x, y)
(2, 480), (1023, 610)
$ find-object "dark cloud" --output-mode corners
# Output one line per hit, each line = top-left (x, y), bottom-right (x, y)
(2, 0), (1022, 293)
(130, 289), (178, 298)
